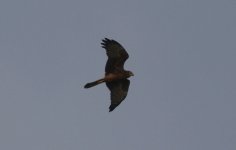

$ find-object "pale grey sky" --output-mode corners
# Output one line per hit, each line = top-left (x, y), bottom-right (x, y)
(0, 0), (235, 150)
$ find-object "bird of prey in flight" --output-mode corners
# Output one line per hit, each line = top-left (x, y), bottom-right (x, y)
(84, 38), (134, 112)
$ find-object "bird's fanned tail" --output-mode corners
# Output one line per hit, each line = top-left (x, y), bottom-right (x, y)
(84, 79), (104, 88)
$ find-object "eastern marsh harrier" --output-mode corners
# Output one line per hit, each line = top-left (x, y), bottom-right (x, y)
(84, 38), (134, 112)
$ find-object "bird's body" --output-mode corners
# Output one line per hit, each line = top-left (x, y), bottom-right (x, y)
(105, 71), (132, 82)
(84, 38), (133, 112)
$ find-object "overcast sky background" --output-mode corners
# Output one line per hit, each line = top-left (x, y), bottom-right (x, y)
(0, 0), (235, 150)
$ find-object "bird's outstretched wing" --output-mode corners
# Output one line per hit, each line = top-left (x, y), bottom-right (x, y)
(101, 38), (129, 73)
(106, 79), (130, 112)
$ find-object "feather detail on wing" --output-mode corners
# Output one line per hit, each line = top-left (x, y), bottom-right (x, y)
(101, 38), (129, 73)
(106, 79), (130, 112)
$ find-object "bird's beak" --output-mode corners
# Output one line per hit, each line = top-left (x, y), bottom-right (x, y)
(130, 72), (134, 76)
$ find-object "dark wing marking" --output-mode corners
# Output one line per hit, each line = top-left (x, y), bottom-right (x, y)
(106, 79), (130, 112)
(101, 38), (129, 73)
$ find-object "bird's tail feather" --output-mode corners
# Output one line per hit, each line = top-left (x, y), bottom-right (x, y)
(84, 79), (104, 88)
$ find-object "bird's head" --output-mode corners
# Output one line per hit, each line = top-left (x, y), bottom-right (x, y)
(126, 71), (134, 78)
